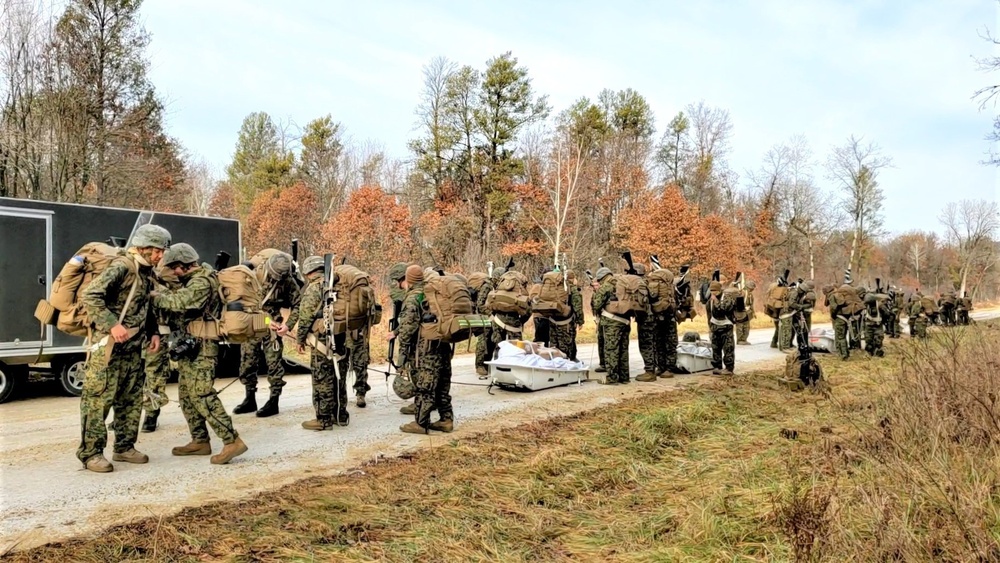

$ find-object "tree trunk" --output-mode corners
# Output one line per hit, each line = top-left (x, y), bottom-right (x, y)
(807, 235), (815, 280)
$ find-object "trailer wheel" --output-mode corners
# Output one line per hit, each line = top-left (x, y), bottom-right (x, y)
(59, 358), (87, 397)
(0, 363), (25, 404)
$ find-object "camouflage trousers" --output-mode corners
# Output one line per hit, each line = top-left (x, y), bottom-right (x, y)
(349, 331), (371, 397)
(601, 317), (630, 383)
(637, 314), (658, 373)
(310, 350), (349, 423)
(709, 322), (735, 372)
(239, 334), (285, 396)
(911, 317), (929, 339)
(770, 319), (780, 348)
(142, 345), (170, 413)
(597, 321), (606, 368)
(412, 342), (453, 427)
(833, 317), (850, 360)
(735, 320), (750, 344)
(778, 316), (793, 351)
(77, 337), (145, 464)
(489, 320), (524, 348)
(475, 327), (493, 369)
(549, 319), (579, 361)
(178, 346), (238, 445)
(863, 323), (885, 357)
(655, 315), (678, 373)
(849, 318), (863, 349)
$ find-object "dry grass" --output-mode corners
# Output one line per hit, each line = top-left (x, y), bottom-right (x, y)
(9, 324), (997, 562)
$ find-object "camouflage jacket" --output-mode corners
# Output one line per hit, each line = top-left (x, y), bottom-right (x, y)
(396, 282), (426, 368)
(152, 264), (219, 324)
(591, 279), (616, 318)
(474, 279), (494, 315)
(570, 286), (585, 326)
(81, 253), (154, 337)
(295, 275), (325, 346)
(260, 274), (302, 328)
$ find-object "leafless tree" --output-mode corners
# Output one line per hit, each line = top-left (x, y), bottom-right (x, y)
(907, 242), (925, 286)
(826, 135), (892, 276)
(183, 153), (217, 216)
(974, 7), (1000, 166)
(522, 124), (587, 265)
(684, 101), (735, 214)
(940, 199), (1000, 295)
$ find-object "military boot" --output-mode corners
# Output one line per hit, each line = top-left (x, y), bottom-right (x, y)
(400, 403), (416, 415)
(336, 409), (351, 426)
(657, 369), (675, 379)
(233, 388), (257, 415)
(400, 421), (429, 434)
(355, 394), (367, 408)
(302, 419), (333, 431)
(635, 372), (658, 382)
(85, 454), (113, 473)
(428, 419), (454, 433)
(141, 410), (159, 433)
(594, 365), (607, 373)
(256, 394), (280, 418)
(210, 437), (248, 465)
(475, 366), (488, 377)
(112, 448), (149, 464)
(172, 441), (212, 456)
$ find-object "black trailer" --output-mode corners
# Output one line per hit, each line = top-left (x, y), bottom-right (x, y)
(0, 198), (243, 403)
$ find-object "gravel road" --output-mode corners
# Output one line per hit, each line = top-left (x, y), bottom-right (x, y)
(2, 314), (990, 553)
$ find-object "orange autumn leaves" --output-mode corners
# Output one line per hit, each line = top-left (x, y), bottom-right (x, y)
(616, 185), (762, 282)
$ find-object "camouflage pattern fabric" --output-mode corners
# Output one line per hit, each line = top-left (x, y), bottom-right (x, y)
(77, 339), (146, 464)
(709, 324), (735, 372)
(550, 286), (584, 361)
(142, 345), (170, 412)
(601, 317), (631, 383)
(177, 346), (237, 444)
(489, 311), (531, 347)
(863, 322), (885, 357)
(596, 323), (607, 368)
(735, 320), (750, 344)
(396, 282), (451, 427)
(349, 330), (371, 396)
(239, 336), (285, 396)
(909, 301), (929, 338)
(655, 314), (678, 373)
(636, 312), (657, 373)
(770, 320), (780, 348)
(77, 251), (153, 465)
(833, 317), (850, 359)
(474, 280), (494, 370)
(296, 275), (349, 422)
(591, 280), (612, 368)
(849, 317), (863, 350)
(778, 317), (793, 351)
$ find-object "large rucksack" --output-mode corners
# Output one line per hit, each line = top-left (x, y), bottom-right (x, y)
(604, 274), (650, 316)
(920, 296), (938, 315)
(35, 242), (138, 338)
(533, 271), (571, 318)
(328, 265), (376, 334)
(467, 272), (490, 305)
(485, 271), (530, 315)
(831, 285), (862, 316)
(187, 264), (270, 343)
(419, 274), (490, 343)
(647, 269), (676, 314)
(764, 283), (788, 318)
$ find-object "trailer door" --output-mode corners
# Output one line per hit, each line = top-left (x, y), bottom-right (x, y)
(0, 207), (52, 349)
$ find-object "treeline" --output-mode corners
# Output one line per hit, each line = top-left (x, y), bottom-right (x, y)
(3, 0), (998, 300)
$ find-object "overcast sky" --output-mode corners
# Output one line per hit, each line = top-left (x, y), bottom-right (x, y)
(142, 0), (998, 235)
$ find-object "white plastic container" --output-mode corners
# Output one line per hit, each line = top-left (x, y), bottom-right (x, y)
(486, 361), (589, 391)
(677, 351), (713, 373)
(808, 328), (836, 353)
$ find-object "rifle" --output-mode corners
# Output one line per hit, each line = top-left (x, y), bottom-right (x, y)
(214, 251), (231, 271)
(650, 255), (662, 271)
(621, 251), (637, 275)
(506, 257), (515, 270)
(598, 257), (605, 269)
(387, 297), (402, 370)
(290, 239), (299, 263)
(106, 236), (127, 248)
(793, 308), (829, 388)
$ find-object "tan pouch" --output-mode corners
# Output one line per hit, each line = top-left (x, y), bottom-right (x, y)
(187, 319), (221, 340)
(34, 300), (58, 325)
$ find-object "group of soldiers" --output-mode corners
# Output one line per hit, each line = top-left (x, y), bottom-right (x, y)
(72, 226), (976, 472)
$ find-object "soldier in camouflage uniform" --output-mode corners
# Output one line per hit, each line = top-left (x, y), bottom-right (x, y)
(909, 291), (931, 338)
(487, 270), (533, 350)
(548, 270), (585, 362)
(706, 281), (737, 375)
(590, 267), (613, 373)
(850, 286), (866, 350)
(141, 265), (182, 433)
(391, 265), (453, 434)
(349, 317), (372, 408)
(734, 280), (755, 345)
(234, 252), (301, 418)
(475, 269), (500, 377)
(154, 244), (248, 464)
(633, 264), (660, 382)
(591, 269), (631, 384)
(77, 224), (170, 473)
(826, 283), (852, 360)
(956, 293), (973, 325)
(385, 263), (418, 415)
(777, 283), (795, 351)
(862, 288), (890, 357)
(294, 256), (350, 430)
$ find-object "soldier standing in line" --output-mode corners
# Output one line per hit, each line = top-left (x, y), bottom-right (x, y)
(140, 264), (181, 433)
(295, 256), (350, 430)
(233, 252), (302, 418)
(633, 264), (660, 382)
(154, 243), (248, 464)
(734, 279), (756, 346)
(863, 284), (891, 357)
(706, 280), (737, 375)
(591, 269), (631, 384)
(548, 270), (584, 362)
(77, 224), (171, 473)
(471, 268), (494, 378)
(386, 263), (418, 415)
(591, 267), (612, 374)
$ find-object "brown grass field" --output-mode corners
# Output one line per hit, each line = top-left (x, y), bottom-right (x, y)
(5, 321), (999, 562)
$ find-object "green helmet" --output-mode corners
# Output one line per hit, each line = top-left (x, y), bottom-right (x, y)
(161, 243), (198, 266)
(264, 253), (292, 281)
(301, 255), (324, 276)
(388, 262), (408, 282)
(595, 267), (612, 281)
(131, 224), (171, 250)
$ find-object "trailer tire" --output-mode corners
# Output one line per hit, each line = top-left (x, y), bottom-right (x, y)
(0, 363), (25, 404)
(58, 357), (87, 397)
